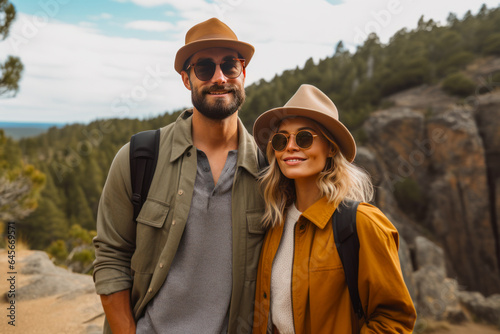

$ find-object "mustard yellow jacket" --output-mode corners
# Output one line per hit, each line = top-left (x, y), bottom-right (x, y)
(253, 198), (416, 334)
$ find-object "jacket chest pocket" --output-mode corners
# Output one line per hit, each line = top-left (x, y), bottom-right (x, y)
(132, 199), (171, 274)
(308, 227), (343, 271)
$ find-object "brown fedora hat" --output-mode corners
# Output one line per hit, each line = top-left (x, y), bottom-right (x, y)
(174, 18), (254, 74)
(253, 84), (356, 162)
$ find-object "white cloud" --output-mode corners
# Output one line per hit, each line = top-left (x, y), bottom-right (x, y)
(89, 13), (113, 21)
(0, 13), (190, 123)
(78, 21), (98, 30)
(125, 20), (175, 32)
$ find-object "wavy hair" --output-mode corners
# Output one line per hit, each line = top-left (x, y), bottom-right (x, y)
(259, 120), (374, 228)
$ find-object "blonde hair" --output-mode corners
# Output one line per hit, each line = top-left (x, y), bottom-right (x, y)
(260, 120), (374, 228)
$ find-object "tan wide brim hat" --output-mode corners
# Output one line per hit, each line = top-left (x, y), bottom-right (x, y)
(253, 84), (357, 162)
(174, 18), (255, 74)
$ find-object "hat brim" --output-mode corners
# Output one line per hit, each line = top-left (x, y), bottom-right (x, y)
(253, 107), (357, 162)
(174, 39), (255, 74)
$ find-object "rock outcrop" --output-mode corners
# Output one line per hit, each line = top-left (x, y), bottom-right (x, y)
(12, 251), (95, 301)
(359, 91), (500, 297)
(2, 251), (103, 334)
(355, 58), (500, 325)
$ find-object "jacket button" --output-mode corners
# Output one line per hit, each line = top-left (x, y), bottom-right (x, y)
(299, 224), (305, 230)
(178, 190), (184, 196)
(148, 288), (152, 293)
(187, 152), (191, 157)
(159, 263), (164, 268)
(263, 292), (267, 299)
(172, 220), (176, 225)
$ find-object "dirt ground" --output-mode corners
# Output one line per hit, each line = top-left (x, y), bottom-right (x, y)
(0, 249), (499, 333)
(0, 249), (104, 334)
(418, 322), (500, 334)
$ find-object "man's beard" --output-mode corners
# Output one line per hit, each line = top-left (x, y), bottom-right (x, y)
(191, 83), (245, 120)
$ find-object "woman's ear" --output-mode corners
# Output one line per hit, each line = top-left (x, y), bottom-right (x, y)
(328, 145), (338, 157)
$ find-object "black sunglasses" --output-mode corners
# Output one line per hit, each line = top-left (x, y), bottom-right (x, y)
(186, 58), (245, 81)
(270, 130), (318, 151)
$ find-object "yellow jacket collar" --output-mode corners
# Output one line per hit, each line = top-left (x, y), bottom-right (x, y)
(300, 196), (338, 229)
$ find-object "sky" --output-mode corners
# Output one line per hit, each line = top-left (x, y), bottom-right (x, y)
(0, 0), (498, 124)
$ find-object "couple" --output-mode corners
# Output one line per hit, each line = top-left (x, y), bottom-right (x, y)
(93, 18), (416, 334)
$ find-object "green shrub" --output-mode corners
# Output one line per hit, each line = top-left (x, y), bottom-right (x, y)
(490, 71), (500, 89)
(393, 177), (426, 220)
(72, 248), (94, 264)
(442, 73), (476, 97)
(68, 224), (95, 247)
(437, 51), (475, 76)
(482, 33), (500, 55)
(45, 240), (68, 262)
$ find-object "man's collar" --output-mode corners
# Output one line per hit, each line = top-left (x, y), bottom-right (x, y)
(170, 109), (194, 162)
(169, 109), (260, 178)
(235, 117), (260, 178)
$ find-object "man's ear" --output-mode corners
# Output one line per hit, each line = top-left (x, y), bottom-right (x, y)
(181, 71), (192, 91)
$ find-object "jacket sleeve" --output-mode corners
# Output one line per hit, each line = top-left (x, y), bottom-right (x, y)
(356, 203), (417, 333)
(92, 143), (137, 295)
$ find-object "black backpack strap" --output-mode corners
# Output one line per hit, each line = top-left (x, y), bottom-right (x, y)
(332, 199), (365, 320)
(129, 129), (160, 222)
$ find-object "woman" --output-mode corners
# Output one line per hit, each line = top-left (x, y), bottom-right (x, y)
(252, 84), (416, 334)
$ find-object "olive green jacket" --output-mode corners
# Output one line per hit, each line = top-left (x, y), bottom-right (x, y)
(93, 110), (266, 333)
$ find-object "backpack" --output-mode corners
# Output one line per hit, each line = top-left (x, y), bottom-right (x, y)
(129, 129), (268, 222)
(331, 199), (366, 320)
(130, 129), (161, 221)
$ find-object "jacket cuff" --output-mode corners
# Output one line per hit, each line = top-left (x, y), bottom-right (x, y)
(94, 269), (133, 295)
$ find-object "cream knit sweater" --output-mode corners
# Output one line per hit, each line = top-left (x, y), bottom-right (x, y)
(270, 204), (302, 334)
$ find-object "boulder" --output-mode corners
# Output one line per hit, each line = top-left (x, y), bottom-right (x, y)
(414, 236), (445, 273)
(5, 251), (95, 302)
(412, 236), (465, 321)
(458, 291), (500, 326)
(398, 236), (417, 303)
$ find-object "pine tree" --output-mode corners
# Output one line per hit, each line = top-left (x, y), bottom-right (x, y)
(0, 0), (23, 97)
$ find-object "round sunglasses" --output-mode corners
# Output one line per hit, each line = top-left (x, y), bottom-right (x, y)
(186, 58), (245, 81)
(270, 130), (319, 151)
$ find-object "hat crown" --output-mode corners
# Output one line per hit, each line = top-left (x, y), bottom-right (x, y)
(285, 84), (339, 120)
(185, 18), (238, 43)
(174, 18), (254, 74)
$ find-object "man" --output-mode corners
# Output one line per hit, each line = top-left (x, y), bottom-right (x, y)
(93, 18), (266, 334)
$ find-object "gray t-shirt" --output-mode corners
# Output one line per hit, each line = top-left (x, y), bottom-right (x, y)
(136, 150), (237, 334)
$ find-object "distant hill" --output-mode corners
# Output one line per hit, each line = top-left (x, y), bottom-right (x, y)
(0, 122), (65, 140)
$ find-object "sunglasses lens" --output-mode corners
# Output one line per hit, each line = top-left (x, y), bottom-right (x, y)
(271, 133), (288, 151)
(220, 59), (242, 79)
(192, 59), (243, 81)
(271, 131), (315, 151)
(194, 60), (216, 81)
(296, 131), (314, 149)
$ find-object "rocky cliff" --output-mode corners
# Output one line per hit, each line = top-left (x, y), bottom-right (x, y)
(355, 57), (500, 325)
